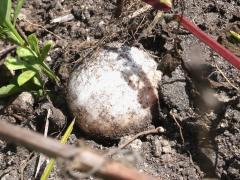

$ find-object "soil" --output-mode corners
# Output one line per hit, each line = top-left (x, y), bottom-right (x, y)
(0, 0), (240, 179)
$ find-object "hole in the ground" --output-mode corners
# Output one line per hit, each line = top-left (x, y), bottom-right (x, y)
(139, 35), (167, 56)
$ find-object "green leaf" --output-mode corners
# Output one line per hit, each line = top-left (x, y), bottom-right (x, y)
(13, 0), (26, 25)
(0, 0), (12, 25)
(40, 40), (53, 62)
(32, 76), (42, 87)
(17, 47), (32, 57)
(28, 34), (40, 56)
(4, 56), (27, 70)
(40, 119), (75, 180)
(16, 47), (36, 61)
(0, 83), (19, 97)
(17, 70), (36, 86)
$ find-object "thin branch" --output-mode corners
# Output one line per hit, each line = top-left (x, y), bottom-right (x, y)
(16, 24), (28, 44)
(170, 111), (185, 144)
(0, 120), (155, 180)
(21, 18), (63, 40)
(215, 63), (240, 93)
(104, 127), (165, 164)
(128, 4), (152, 19)
(119, 127), (165, 150)
(0, 45), (17, 64)
(35, 109), (51, 178)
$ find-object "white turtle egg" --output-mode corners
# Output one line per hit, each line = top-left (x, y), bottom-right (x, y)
(67, 45), (162, 138)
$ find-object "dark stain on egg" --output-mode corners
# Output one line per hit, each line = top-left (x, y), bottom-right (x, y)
(67, 44), (162, 138)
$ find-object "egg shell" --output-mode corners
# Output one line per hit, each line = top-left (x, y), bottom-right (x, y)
(67, 45), (162, 138)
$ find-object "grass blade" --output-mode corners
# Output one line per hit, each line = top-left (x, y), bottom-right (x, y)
(0, 0), (12, 25)
(230, 31), (240, 42)
(4, 20), (25, 45)
(13, 0), (26, 25)
(40, 159), (55, 180)
(60, 119), (75, 144)
(40, 119), (75, 180)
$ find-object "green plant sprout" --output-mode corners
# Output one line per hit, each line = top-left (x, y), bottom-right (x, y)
(230, 31), (240, 42)
(0, 0), (59, 97)
(40, 119), (75, 180)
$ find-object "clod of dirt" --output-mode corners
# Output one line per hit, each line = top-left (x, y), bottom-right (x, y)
(160, 66), (192, 120)
(3, 92), (34, 121)
(36, 102), (66, 130)
(215, 106), (240, 179)
(6, 92), (34, 111)
(67, 44), (162, 138)
(153, 137), (173, 157)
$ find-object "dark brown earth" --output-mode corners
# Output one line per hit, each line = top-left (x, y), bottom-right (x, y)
(0, 0), (239, 179)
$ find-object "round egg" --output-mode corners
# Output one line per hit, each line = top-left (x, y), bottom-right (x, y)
(67, 44), (162, 138)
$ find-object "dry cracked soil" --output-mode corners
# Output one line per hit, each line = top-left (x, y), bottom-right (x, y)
(0, 0), (240, 179)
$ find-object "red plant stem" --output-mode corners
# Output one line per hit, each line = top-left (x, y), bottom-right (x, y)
(175, 15), (240, 70)
(142, 0), (172, 11)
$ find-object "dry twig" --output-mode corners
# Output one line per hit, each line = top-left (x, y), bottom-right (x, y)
(51, 14), (75, 24)
(34, 109), (51, 178)
(21, 18), (63, 40)
(141, 11), (163, 37)
(215, 63), (240, 93)
(106, 127), (165, 160)
(0, 120), (155, 180)
(118, 127), (165, 150)
(170, 110), (185, 144)
(16, 24), (28, 43)
(128, 4), (152, 19)
(0, 45), (17, 64)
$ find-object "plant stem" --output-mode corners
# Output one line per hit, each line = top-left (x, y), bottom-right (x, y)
(175, 15), (240, 70)
(40, 62), (60, 82)
(5, 20), (25, 46)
